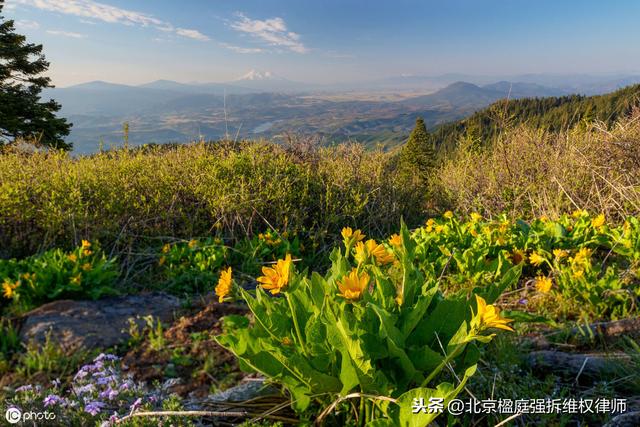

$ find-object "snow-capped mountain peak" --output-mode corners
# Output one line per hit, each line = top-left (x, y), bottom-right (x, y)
(236, 70), (284, 81)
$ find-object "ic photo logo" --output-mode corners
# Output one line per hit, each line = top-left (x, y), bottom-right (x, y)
(5, 407), (57, 424)
(5, 407), (21, 424)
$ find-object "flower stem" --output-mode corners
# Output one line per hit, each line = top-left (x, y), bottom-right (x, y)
(286, 292), (307, 356)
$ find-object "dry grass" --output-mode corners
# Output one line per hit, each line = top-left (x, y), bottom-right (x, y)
(436, 113), (640, 220)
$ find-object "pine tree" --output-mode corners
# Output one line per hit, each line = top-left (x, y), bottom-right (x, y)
(0, 0), (71, 149)
(399, 117), (436, 179)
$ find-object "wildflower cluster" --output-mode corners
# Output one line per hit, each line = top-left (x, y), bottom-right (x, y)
(412, 212), (640, 320)
(5, 353), (181, 425)
(0, 241), (118, 313)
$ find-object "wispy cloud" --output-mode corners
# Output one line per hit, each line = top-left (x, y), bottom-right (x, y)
(176, 28), (209, 41)
(46, 29), (86, 38)
(15, 0), (210, 41)
(219, 42), (264, 54)
(15, 19), (40, 30)
(230, 13), (307, 54)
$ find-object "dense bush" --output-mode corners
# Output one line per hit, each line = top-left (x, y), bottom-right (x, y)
(0, 141), (422, 260)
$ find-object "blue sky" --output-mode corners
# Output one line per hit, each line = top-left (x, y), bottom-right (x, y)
(5, 0), (640, 87)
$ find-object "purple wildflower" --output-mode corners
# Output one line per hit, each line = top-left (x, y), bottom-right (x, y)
(518, 298), (528, 305)
(75, 384), (95, 395)
(85, 401), (105, 416)
(52, 378), (61, 388)
(96, 375), (118, 385)
(99, 387), (119, 401)
(15, 384), (33, 392)
(43, 394), (62, 407)
(95, 353), (119, 362)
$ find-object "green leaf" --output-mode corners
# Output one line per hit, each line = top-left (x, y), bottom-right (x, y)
(394, 364), (477, 427)
(399, 285), (438, 339)
(481, 263), (522, 304)
(369, 303), (421, 388)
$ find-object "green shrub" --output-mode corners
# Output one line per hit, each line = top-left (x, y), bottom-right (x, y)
(0, 240), (118, 313)
(0, 142), (422, 261)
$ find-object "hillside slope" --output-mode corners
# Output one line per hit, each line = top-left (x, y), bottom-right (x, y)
(429, 84), (640, 150)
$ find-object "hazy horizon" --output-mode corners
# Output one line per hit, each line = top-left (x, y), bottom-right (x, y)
(5, 0), (640, 87)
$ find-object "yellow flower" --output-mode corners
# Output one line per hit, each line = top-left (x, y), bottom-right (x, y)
(470, 212), (482, 222)
(257, 254), (292, 295)
(341, 227), (365, 244)
(573, 247), (592, 264)
(474, 295), (514, 332)
(2, 280), (20, 299)
(67, 254), (78, 262)
(281, 337), (293, 346)
(572, 209), (586, 218)
(535, 276), (553, 293)
(388, 233), (402, 248)
(529, 252), (546, 267)
(21, 272), (35, 281)
(591, 214), (605, 228)
(539, 215), (549, 222)
(426, 218), (435, 227)
(81, 240), (91, 249)
(158, 256), (166, 266)
(434, 225), (444, 233)
(443, 211), (454, 219)
(215, 267), (233, 303)
(82, 249), (93, 257)
(81, 263), (92, 271)
(470, 228), (478, 237)
(553, 249), (568, 259)
(572, 269), (584, 280)
(355, 239), (394, 265)
(161, 243), (171, 254)
(188, 239), (198, 249)
(71, 274), (82, 286)
(337, 269), (370, 301)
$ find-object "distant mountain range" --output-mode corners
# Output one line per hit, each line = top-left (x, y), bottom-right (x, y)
(42, 72), (640, 153)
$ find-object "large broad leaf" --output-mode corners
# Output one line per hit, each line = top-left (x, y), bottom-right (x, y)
(399, 285), (438, 339)
(393, 364), (477, 427)
(309, 272), (327, 310)
(241, 287), (291, 338)
(407, 345), (443, 373)
(408, 297), (468, 348)
(479, 263), (523, 304)
(369, 304), (421, 389)
(325, 306), (376, 394)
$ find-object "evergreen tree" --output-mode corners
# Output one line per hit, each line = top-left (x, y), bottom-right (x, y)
(0, 0), (71, 149)
(400, 117), (436, 179)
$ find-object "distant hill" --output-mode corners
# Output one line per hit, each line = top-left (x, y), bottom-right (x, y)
(401, 81), (566, 110)
(428, 84), (640, 151)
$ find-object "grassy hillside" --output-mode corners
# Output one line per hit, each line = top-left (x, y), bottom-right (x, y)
(430, 83), (640, 151)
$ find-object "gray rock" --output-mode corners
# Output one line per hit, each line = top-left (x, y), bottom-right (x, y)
(603, 411), (640, 427)
(208, 379), (277, 402)
(19, 293), (181, 351)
